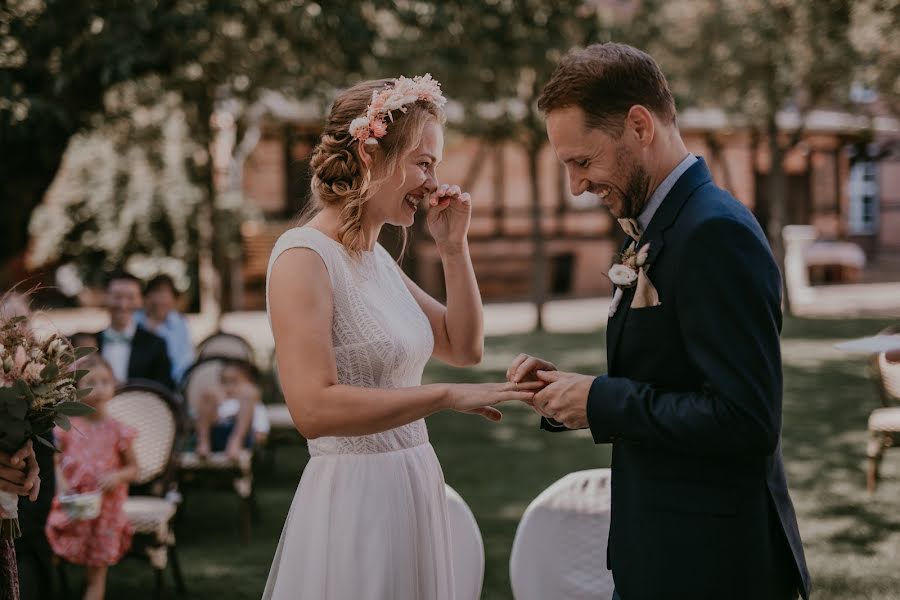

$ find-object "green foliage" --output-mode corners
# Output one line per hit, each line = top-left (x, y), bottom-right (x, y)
(849, 0), (900, 113)
(5, 0), (382, 290)
(380, 1), (613, 144)
(627, 0), (858, 123)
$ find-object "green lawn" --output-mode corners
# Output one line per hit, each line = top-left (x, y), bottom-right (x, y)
(94, 317), (900, 599)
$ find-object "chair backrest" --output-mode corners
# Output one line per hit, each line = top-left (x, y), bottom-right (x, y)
(181, 355), (261, 419)
(181, 357), (226, 417)
(873, 326), (900, 407)
(510, 469), (614, 600)
(197, 332), (255, 363)
(106, 382), (182, 490)
(444, 485), (484, 600)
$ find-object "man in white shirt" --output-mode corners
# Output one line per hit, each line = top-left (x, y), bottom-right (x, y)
(96, 272), (174, 390)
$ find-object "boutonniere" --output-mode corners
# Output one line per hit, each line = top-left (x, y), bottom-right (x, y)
(609, 242), (650, 289)
(608, 242), (651, 317)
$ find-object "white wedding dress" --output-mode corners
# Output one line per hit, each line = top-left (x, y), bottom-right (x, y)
(262, 227), (455, 600)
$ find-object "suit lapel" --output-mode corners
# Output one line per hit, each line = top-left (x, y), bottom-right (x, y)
(606, 158), (714, 373)
(127, 327), (144, 380)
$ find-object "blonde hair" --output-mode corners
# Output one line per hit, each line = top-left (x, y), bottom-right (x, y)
(74, 353), (115, 387)
(302, 78), (446, 256)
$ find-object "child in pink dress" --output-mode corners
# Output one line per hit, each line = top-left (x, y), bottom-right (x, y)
(46, 354), (138, 600)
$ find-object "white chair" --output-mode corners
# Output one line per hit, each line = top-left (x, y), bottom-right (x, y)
(106, 383), (186, 599)
(868, 338), (900, 493)
(444, 485), (485, 600)
(178, 356), (258, 540)
(196, 331), (255, 363)
(510, 469), (614, 600)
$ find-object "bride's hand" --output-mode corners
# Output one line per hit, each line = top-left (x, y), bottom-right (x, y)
(445, 381), (545, 422)
(426, 184), (472, 254)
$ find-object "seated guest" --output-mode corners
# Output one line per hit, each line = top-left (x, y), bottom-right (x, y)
(195, 359), (269, 461)
(135, 274), (194, 386)
(95, 272), (173, 390)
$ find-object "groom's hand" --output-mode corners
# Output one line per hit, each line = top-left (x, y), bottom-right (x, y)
(507, 354), (557, 385)
(532, 370), (594, 429)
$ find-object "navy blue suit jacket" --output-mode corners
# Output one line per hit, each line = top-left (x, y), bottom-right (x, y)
(96, 325), (174, 391)
(544, 159), (810, 599)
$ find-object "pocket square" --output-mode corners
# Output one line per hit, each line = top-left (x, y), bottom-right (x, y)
(631, 268), (661, 309)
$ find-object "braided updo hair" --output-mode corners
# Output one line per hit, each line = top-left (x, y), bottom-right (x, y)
(304, 78), (447, 255)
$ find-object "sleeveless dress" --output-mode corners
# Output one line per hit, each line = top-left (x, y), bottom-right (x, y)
(262, 227), (454, 600)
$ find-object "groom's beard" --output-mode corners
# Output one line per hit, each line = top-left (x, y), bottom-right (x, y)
(616, 146), (652, 219)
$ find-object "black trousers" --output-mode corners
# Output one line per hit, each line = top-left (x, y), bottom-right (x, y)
(15, 440), (55, 600)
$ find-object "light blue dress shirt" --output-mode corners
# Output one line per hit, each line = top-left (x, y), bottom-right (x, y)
(636, 153), (697, 233)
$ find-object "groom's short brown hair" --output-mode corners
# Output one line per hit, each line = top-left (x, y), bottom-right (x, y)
(537, 43), (676, 136)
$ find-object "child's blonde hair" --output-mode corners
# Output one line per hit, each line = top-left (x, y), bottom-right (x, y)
(75, 353), (115, 386)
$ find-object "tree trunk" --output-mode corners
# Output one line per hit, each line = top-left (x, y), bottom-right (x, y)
(463, 140), (490, 192)
(527, 143), (546, 331)
(197, 102), (223, 322)
(705, 133), (736, 195)
(766, 116), (792, 314)
(492, 143), (506, 237)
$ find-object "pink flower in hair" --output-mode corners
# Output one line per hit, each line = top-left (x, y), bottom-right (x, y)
(349, 74), (446, 145)
(370, 118), (388, 138)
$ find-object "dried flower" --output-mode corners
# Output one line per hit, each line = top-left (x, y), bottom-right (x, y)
(609, 264), (639, 287)
(22, 362), (45, 383)
(348, 74), (446, 146)
(13, 346), (27, 374)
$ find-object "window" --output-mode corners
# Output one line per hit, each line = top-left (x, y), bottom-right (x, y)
(848, 160), (879, 235)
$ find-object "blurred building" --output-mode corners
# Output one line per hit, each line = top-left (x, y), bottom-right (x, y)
(226, 97), (900, 309)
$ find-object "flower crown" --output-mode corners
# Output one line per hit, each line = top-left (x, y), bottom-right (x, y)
(348, 74), (447, 147)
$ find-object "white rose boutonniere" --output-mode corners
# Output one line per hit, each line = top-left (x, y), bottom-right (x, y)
(608, 264), (638, 287)
(607, 242), (651, 290)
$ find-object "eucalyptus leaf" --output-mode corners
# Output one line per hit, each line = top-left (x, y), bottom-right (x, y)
(6, 396), (28, 420)
(74, 347), (97, 360)
(41, 362), (59, 380)
(0, 387), (19, 403)
(53, 414), (72, 431)
(34, 435), (60, 452)
(14, 379), (34, 401)
(76, 388), (93, 400)
(55, 402), (95, 417)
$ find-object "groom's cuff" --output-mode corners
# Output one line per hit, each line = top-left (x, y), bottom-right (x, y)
(540, 416), (570, 432)
(587, 375), (621, 444)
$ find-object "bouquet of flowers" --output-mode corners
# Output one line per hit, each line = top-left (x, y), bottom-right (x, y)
(0, 314), (94, 541)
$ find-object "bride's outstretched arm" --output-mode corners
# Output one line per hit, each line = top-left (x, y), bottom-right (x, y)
(402, 184), (483, 367)
(270, 248), (535, 440)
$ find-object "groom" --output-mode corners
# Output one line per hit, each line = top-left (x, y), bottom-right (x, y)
(509, 43), (810, 599)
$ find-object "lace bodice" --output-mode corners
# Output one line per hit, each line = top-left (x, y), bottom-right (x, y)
(266, 227), (435, 456)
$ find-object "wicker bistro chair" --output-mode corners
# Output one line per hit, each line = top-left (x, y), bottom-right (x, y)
(177, 356), (258, 541)
(106, 382), (186, 598)
(510, 469), (614, 600)
(196, 331), (255, 363)
(867, 343), (900, 494)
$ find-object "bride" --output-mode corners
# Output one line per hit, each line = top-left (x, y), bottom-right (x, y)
(263, 75), (539, 599)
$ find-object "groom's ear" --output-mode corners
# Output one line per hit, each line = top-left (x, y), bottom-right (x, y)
(625, 105), (655, 148)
